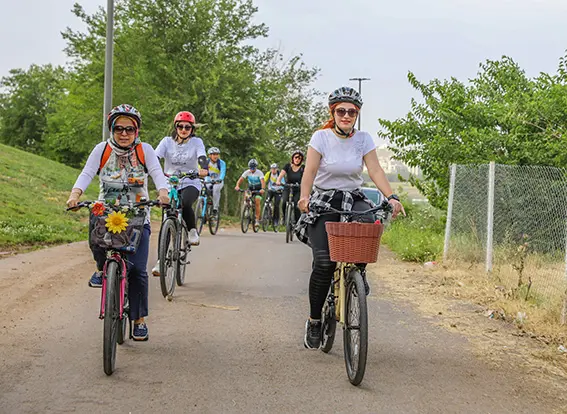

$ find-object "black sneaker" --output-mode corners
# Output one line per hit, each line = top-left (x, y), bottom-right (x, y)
(304, 319), (322, 349)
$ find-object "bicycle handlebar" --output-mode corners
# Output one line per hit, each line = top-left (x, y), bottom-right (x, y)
(66, 199), (161, 212)
(318, 200), (393, 217)
(165, 170), (200, 181)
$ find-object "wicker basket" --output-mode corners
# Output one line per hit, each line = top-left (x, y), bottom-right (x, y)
(325, 221), (384, 264)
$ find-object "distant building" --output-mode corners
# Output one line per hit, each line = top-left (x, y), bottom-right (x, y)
(374, 145), (421, 178)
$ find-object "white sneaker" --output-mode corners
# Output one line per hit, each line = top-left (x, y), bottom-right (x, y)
(151, 260), (160, 277)
(189, 228), (200, 246)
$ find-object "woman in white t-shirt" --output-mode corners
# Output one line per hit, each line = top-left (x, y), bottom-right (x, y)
(296, 86), (405, 350)
(151, 111), (208, 276)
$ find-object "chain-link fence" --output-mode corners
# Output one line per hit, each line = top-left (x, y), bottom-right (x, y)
(444, 163), (567, 313)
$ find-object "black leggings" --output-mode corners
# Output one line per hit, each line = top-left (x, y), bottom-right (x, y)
(307, 194), (374, 320)
(180, 186), (200, 230)
(266, 190), (282, 221)
(282, 187), (300, 223)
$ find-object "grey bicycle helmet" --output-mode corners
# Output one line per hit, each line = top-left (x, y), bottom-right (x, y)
(248, 159), (258, 168)
(328, 86), (363, 108)
(291, 149), (304, 159)
(208, 147), (220, 155)
(270, 163), (278, 169)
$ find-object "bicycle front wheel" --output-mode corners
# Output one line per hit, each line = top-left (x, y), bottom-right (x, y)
(208, 205), (220, 235)
(176, 222), (189, 286)
(195, 197), (205, 235)
(343, 268), (368, 386)
(241, 204), (250, 233)
(261, 203), (271, 233)
(285, 205), (292, 243)
(159, 218), (177, 298)
(103, 261), (120, 376)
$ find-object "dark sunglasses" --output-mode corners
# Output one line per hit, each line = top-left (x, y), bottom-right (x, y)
(335, 108), (359, 118)
(176, 124), (193, 131)
(293, 155), (303, 159)
(113, 125), (137, 135)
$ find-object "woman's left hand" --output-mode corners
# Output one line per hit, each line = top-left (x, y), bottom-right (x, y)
(158, 189), (170, 206)
(388, 199), (406, 219)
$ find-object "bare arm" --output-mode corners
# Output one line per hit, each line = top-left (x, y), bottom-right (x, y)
(235, 177), (244, 189)
(298, 147), (321, 212)
(276, 170), (286, 185)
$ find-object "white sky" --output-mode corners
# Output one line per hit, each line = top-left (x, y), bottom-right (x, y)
(1, 0), (567, 143)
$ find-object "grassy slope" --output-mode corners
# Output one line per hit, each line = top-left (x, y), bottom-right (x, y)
(0, 143), (99, 249)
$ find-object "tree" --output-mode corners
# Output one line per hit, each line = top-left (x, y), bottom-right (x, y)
(0, 64), (66, 154)
(379, 55), (567, 209)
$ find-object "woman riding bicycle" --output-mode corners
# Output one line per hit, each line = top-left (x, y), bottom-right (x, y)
(295, 87), (405, 349)
(66, 104), (169, 341)
(264, 163), (285, 227)
(276, 149), (304, 226)
(151, 111), (208, 276)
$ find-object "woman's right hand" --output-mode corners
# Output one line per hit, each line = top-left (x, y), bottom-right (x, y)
(66, 189), (81, 210)
(298, 196), (310, 213)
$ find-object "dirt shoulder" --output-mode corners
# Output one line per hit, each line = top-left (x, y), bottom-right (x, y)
(368, 248), (567, 409)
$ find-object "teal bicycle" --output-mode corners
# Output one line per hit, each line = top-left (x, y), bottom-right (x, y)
(158, 170), (199, 298)
(195, 178), (221, 236)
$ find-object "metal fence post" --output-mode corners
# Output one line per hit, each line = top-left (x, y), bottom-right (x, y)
(486, 162), (495, 273)
(443, 164), (457, 262)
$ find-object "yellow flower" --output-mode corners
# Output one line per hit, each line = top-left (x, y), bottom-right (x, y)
(105, 211), (129, 234)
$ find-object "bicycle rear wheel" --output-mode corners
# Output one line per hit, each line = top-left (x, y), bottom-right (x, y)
(285, 205), (292, 243)
(117, 282), (129, 345)
(195, 197), (205, 235)
(103, 261), (120, 376)
(343, 268), (368, 386)
(159, 218), (177, 298)
(241, 204), (250, 233)
(261, 203), (271, 233)
(320, 285), (337, 353)
(176, 222), (189, 286)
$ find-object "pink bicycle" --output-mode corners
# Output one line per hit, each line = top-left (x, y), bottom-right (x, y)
(68, 198), (159, 375)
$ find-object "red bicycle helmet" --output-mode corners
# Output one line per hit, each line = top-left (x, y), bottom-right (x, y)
(174, 111), (196, 124)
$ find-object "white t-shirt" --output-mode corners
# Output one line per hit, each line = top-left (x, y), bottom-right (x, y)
(155, 136), (206, 190)
(241, 169), (264, 190)
(309, 129), (376, 191)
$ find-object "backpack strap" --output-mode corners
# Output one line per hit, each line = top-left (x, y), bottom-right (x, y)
(134, 143), (147, 173)
(97, 143), (113, 175)
(97, 142), (147, 175)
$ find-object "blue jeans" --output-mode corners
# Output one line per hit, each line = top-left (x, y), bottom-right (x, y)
(91, 224), (151, 321)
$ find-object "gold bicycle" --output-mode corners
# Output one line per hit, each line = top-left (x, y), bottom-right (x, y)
(319, 202), (391, 386)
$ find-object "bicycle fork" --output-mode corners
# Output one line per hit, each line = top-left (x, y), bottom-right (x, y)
(99, 254), (128, 320)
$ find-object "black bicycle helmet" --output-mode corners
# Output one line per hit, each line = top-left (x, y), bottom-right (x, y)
(328, 86), (363, 108)
(248, 159), (258, 169)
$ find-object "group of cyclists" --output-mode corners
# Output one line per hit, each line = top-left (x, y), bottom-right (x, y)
(66, 86), (405, 350)
(234, 149), (305, 228)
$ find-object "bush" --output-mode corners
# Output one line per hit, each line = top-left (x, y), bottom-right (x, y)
(382, 201), (445, 263)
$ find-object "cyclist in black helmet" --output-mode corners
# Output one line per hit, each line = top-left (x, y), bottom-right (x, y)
(235, 159), (265, 226)
(276, 149), (305, 226)
(296, 86), (405, 349)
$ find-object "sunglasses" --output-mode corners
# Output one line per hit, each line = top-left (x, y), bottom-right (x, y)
(293, 155), (303, 159)
(113, 125), (137, 135)
(335, 108), (359, 118)
(176, 124), (193, 131)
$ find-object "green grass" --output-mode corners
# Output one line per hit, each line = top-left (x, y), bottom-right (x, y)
(0, 143), (99, 250)
(382, 202), (445, 263)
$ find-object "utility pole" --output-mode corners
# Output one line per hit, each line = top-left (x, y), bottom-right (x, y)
(349, 77), (370, 130)
(102, 0), (115, 141)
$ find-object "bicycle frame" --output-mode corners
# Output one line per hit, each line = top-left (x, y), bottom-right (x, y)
(99, 252), (128, 320)
(333, 262), (357, 325)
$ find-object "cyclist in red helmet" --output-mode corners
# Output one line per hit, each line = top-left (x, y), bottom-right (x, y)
(151, 111), (209, 276)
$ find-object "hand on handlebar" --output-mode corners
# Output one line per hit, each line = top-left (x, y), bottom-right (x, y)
(388, 199), (405, 219)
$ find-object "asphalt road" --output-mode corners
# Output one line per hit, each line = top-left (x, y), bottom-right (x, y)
(0, 227), (561, 413)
